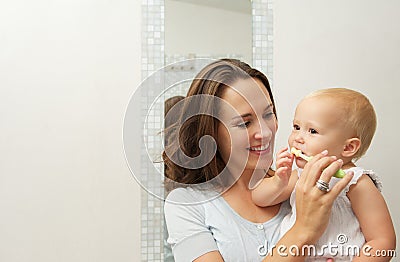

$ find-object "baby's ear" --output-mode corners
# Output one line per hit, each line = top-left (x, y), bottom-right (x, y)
(342, 138), (361, 158)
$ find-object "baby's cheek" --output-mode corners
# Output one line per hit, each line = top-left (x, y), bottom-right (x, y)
(288, 131), (297, 143)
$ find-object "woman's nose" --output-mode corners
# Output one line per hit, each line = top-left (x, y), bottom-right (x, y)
(254, 121), (272, 140)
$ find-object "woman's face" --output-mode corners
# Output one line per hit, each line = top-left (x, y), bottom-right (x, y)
(217, 78), (277, 173)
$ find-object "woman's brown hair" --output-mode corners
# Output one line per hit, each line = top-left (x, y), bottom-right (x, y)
(163, 59), (276, 190)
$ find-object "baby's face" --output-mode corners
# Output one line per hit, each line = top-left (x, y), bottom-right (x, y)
(288, 96), (353, 168)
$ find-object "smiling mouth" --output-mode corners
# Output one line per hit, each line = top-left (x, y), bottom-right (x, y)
(248, 143), (270, 151)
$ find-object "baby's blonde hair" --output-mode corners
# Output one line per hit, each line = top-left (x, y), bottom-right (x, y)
(306, 88), (377, 161)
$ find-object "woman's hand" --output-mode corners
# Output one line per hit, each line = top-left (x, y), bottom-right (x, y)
(262, 151), (353, 261)
(294, 150), (354, 243)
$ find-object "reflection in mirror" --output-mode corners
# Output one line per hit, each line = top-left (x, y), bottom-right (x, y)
(165, 0), (252, 66)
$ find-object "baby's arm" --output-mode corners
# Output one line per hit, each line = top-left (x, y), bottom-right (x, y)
(252, 147), (297, 207)
(348, 175), (396, 261)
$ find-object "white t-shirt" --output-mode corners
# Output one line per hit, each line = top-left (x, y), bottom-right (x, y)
(280, 166), (382, 262)
(164, 187), (291, 262)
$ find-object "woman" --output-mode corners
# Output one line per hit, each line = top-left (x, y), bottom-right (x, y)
(163, 59), (353, 261)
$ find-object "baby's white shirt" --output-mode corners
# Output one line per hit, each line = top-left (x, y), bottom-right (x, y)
(280, 166), (382, 261)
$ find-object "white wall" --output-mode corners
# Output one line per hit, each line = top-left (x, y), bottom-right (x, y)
(0, 0), (141, 261)
(274, 0), (400, 251)
(165, 0), (252, 64)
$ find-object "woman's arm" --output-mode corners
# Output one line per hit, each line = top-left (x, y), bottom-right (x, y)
(193, 251), (224, 262)
(262, 151), (355, 261)
(164, 189), (220, 262)
(348, 175), (396, 261)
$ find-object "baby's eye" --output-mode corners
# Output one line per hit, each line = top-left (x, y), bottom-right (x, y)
(293, 124), (300, 130)
(309, 128), (318, 134)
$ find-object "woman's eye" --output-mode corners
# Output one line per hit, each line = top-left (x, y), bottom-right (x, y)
(237, 122), (250, 128)
(263, 112), (274, 119)
(309, 128), (318, 134)
(293, 124), (300, 130)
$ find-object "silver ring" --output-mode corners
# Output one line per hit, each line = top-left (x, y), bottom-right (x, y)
(317, 179), (329, 188)
(316, 179), (329, 193)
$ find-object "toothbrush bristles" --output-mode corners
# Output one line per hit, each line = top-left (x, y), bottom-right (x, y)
(290, 147), (311, 161)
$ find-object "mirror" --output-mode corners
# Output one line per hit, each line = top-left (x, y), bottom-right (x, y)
(165, 0), (252, 65)
(139, 0), (272, 260)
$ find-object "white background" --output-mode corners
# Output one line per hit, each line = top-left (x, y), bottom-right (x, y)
(0, 0), (141, 261)
(0, 0), (398, 261)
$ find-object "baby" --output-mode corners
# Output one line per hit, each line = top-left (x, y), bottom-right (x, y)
(252, 88), (395, 261)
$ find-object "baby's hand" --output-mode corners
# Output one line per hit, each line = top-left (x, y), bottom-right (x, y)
(274, 147), (294, 187)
